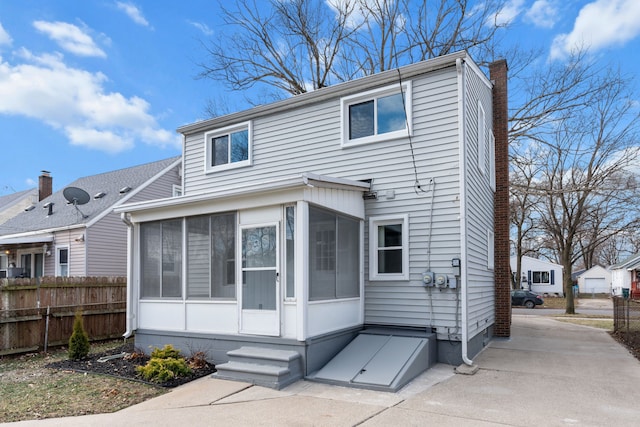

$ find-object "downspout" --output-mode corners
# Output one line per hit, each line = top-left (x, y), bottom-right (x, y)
(456, 57), (473, 366)
(121, 212), (135, 339)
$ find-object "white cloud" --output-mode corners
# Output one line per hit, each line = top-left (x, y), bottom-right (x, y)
(0, 22), (12, 47)
(33, 21), (106, 58)
(188, 21), (213, 36)
(550, 0), (640, 60)
(0, 49), (179, 153)
(326, 0), (369, 30)
(116, 2), (150, 27)
(494, 0), (525, 26)
(524, 0), (558, 29)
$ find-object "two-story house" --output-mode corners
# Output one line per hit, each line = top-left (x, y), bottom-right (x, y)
(116, 51), (510, 391)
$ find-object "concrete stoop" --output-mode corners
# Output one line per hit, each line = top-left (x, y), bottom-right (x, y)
(213, 346), (303, 389)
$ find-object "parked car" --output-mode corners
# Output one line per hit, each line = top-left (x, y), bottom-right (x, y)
(511, 290), (544, 309)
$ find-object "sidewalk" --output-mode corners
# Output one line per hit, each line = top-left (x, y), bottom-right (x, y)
(6, 315), (640, 426)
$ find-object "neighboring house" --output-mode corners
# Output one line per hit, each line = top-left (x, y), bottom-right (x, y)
(0, 187), (40, 273)
(116, 52), (510, 391)
(510, 255), (564, 296)
(0, 157), (181, 279)
(576, 265), (611, 295)
(610, 253), (640, 297)
(0, 187), (39, 226)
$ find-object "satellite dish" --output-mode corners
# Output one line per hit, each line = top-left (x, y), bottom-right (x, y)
(63, 186), (90, 219)
(63, 187), (90, 205)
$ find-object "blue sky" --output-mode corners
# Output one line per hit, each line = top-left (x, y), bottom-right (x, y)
(0, 0), (639, 193)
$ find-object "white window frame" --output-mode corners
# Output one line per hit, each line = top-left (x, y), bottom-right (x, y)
(204, 121), (252, 173)
(487, 229), (494, 270)
(369, 214), (409, 281)
(478, 100), (486, 175)
(172, 184), (182, 197)
(56, 246), (70, 277)
(341, 82), (412, 147)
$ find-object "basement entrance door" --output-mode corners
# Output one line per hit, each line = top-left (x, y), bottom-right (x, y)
(239, 224), (280, 336)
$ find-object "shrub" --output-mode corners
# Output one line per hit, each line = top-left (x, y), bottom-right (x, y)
(68, 311), (90, 360)
(150, 344), (182, 360)
(136, 344), (191, 383)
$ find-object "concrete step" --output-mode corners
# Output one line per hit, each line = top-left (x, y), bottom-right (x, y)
(213, 346), (302, 389)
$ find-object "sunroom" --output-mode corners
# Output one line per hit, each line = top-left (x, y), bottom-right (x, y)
(117, 173), (369, 351)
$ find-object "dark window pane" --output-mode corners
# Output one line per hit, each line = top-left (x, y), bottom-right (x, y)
(349, 100), (374, 139)
(378, 249), (403, 274)
(230, 130), (249, 162)
(377, 93), (405, 134)
(212, 135), (228, 166)
(378, 224), (402, 248)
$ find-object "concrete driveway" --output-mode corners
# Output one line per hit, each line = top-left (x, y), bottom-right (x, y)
(6, 314), (640, 426)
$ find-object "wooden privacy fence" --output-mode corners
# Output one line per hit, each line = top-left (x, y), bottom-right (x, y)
(0, 277), (126, 356)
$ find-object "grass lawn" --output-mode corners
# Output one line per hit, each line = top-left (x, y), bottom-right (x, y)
(0, 340), (166, 423)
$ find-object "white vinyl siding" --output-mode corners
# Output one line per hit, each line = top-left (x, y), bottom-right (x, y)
(463, 62), (495, 341)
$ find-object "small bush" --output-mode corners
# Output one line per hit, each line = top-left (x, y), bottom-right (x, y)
(136, 344), (191, 383)
(68, 311), (90, 360)
(187, 351), (208, 369)
(150, 344), (182, 359)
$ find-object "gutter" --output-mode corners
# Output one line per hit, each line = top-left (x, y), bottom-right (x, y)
(456, 57), (474, 367)
(121, 212), (135, 339)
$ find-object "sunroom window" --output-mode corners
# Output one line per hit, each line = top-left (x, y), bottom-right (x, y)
(186, 212), (236, 299)
(342, 82), (412, 146)
(140, 219), (183, 298)
(205, 122), (251, 172)
(309, 206), (360, 300)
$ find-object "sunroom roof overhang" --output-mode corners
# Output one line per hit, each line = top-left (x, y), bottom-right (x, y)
(115, 173), (371, 223)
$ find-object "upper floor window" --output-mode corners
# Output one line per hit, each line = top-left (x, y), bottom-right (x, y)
(341, 82), (412, 147)
(205, 121), (252, 173)
(478, 100), (486, 175)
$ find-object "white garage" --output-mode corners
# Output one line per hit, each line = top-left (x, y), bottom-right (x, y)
(577, 266), (611, 295)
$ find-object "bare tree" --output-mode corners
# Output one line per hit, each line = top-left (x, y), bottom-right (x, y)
(510, 150), (545, 290)
(515, 67), (640, 313)
(198, 0), (507, 106)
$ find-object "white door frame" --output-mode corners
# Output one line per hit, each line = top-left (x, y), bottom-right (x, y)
(238, 222), (280, 336)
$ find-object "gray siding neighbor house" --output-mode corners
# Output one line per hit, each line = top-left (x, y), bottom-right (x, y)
(0, 157), (181, 279)
(116, 51), (510, 391)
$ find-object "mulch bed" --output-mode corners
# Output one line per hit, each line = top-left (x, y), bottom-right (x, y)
(47, 343), (216, 388)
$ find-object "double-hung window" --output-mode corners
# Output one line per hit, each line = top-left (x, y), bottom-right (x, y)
(369, 214), (409, 281)
(57, 247), (69, 277)
(205, 122), (251, 172)
(341, 82), (412, 146)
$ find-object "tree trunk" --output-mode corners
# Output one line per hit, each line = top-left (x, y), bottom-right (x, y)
(562, 250), (575, 314)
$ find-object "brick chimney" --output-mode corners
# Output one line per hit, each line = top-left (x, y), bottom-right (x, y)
(39, 170), (52, 201)
(489, 59), (511, 338)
